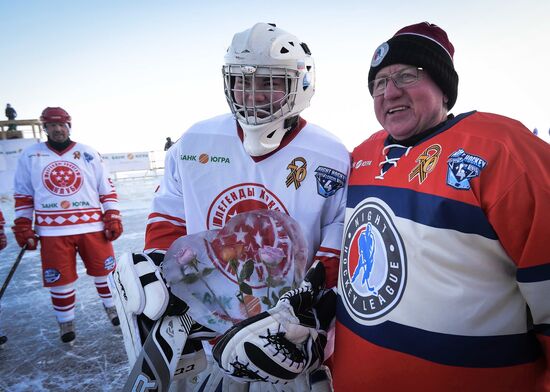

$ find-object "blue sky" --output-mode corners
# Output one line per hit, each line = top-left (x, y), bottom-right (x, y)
(2, 0), (549, 153)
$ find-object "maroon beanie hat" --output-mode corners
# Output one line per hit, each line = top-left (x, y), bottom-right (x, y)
(368, 22), (459, 109)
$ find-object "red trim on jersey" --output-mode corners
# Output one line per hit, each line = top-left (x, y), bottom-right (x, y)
(317, 246), (341, 256)
(333, 321), (545, 391)
(145, 221), (187, 250)
(147, 212), (186, 225)
(100, 193), (119, 203)
(316, 255), (340, 289)
(236, 117), (308, 163)
(35, 208), (103, 226)
(14, 194), (34, 210)
(46, 141), (76, 156)
(313, 246), (341, 288)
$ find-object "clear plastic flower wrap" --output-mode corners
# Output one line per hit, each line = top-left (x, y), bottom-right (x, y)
(161, 210), (308, 333)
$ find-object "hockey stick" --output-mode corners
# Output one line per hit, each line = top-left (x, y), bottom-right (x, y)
(122, 313), (193, 392)
(0, 244), (27, 301)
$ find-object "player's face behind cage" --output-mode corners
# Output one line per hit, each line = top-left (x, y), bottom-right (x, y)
(223, 65), (298, 125)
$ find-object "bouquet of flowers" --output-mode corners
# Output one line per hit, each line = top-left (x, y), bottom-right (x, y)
(161, 210), (308, 333)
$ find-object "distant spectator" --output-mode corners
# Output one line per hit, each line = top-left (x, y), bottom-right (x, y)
(5, 104), (17, 131)
(164, 136), (174, 151)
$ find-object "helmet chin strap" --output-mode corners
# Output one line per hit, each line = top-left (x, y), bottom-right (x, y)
(240, 116), (298, 157)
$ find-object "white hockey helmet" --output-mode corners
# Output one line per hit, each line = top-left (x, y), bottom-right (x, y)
(223, 23), (315, 156)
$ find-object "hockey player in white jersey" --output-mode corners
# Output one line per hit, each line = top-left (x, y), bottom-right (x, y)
(12, 107), (123, 343)
(112, 23), (348, 391)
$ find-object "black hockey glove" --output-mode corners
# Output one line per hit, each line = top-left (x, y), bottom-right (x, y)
(212, 261), (336, 384)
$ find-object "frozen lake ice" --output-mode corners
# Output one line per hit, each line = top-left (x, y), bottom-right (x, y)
(0, 175), (162, 392)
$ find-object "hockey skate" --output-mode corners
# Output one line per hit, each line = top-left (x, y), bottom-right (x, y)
(59, 320), (76, 343)
(104, 305), (120, 326)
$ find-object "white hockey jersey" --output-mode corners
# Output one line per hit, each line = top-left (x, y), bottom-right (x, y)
(145, 114), (349, 277)
(14, 141), (118, 237)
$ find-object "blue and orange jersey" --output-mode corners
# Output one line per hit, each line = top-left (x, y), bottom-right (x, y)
(333, 111), (550, 391)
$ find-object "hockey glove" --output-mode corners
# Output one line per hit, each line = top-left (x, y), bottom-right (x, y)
(213, 261), (336, 384)
(103, 209), (123, 241)
(12, 217), (38, 250)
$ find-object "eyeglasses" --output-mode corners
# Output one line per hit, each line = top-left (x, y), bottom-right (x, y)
(369, 67), (424, 97)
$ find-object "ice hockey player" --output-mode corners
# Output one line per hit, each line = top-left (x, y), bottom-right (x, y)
(113, 22), (349, 391)
(12, 106), (123, 343)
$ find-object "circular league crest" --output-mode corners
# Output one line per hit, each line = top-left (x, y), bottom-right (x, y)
(340, 198), (407, 322)
(42, 161), (83, 196)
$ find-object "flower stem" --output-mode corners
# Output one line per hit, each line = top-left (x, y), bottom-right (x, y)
(191, 263), (232, 321)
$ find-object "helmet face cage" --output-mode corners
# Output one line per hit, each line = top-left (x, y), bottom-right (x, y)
(223, 64), (299, 126)
(221, 23), (314, 156)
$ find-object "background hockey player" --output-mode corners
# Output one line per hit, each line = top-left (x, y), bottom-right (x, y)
(12, 106), (123, 344)
(0, 209), (7, 346)
(331, 22), (550, 391)
(114, 22), (349, 391)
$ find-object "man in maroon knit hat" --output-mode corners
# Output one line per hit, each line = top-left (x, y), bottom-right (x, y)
(332, 21), (550, 391)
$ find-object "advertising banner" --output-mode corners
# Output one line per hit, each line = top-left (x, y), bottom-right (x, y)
(101, 152), (151, 173)
(0, 138), (40, 195)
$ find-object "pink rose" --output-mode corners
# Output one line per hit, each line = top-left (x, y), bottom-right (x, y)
(259, 246), (285, 267)
(175, 247), (196, 266)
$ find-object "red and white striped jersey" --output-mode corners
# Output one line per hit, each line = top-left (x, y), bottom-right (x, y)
(333, 111), (550, 391)
(145, 114), (349, 280)
(14, 141), (118, 237)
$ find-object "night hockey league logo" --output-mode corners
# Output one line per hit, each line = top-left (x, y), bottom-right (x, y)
(371, 42), (389, 67)
(314, 166), (346, 198)
(341, 198), (407, 322)
(446, 148), (487, 190)
(42, 161), (83, 196)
